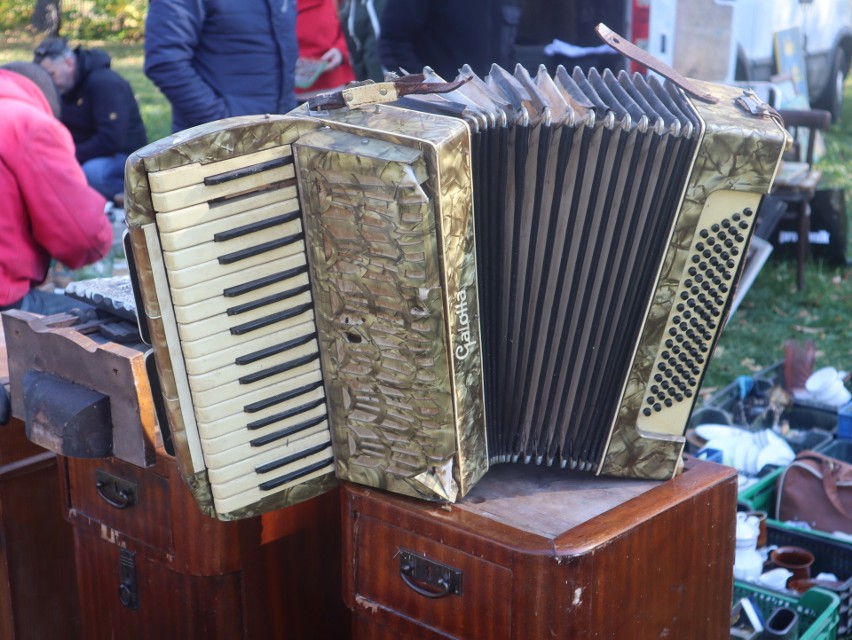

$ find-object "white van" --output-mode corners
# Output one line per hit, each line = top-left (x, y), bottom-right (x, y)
(642, 0), (852, 119)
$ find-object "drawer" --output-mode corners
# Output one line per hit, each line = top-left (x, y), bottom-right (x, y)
(354, 514), (512, 640)
(67, 456), (173, 554)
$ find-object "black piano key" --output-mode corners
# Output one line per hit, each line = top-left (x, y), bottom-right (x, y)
(255, 441), (333, 474)
(235, 332), (316, 366)
(257, 455), (335, 491)
(244, 379), (325, 414)
(246, 398), (326, 431)
(204, 155), (293, 186)
(229, 302), (313, 335)
(213, 210), (301, 242)
(238, 352), (319, 385)
(217, 231), (304, 265)
(223, 264), (309, 298)
(249, 413), (327, 446)
(226, 283), (311, 316)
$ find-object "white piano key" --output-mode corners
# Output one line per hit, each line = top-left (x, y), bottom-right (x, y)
(188, 345), (320, 407)
(187, 335), (320, 393)
(193, 369), (325, 425)
(169, 252), (309, 308)
(203, 418), (330, 472)
(162, 216), (303, 271)
(199, 394), (328, 450)
(209, 437), (333, 499)
(175, 289), (314, 342)
(157, 187), (299, 244)
(164, 233), (307, 290)
(210, 458), (334, 515)
(148, 145), (293, 193)
(183, 314), (314, 376)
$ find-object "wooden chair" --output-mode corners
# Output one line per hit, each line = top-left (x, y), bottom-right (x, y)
(772, 108), (832, 290)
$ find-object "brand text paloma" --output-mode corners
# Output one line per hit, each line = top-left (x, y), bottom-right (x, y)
(454, 289), (477, 360)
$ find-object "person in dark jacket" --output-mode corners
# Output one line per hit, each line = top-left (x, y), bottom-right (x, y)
(378, 0), (520, 80)
(34, 37), (147, 201)
(143, 0), (299, 133)
(339, 0), (387, 82)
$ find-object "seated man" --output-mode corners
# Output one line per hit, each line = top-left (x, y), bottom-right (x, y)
(34, 36), (147, 202)
(0, 62), (113, 315)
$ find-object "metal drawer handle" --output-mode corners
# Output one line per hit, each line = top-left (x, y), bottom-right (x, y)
(400, 564), (452, 599)
(95, 470), (137, 509)
(398, 550), (462, 599)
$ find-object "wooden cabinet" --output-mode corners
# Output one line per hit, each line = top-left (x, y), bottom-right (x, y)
(342, 458), (738, 640)
(0, 417), (79, 640)
(58, 451), (349, 639)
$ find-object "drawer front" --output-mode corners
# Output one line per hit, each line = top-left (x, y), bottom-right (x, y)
(67, 456), (173, 553)
(73, 528), (243, 639)
(355, 514), (512, 640)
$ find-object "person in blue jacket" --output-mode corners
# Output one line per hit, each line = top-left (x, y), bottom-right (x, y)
(34, 37), (147, 201)
(143, 0), (299, 133)
(378, 0), (520, 81)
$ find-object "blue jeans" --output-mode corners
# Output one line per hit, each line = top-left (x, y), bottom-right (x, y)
(0, 289), (94, 315)
(82, 153), (128, 201)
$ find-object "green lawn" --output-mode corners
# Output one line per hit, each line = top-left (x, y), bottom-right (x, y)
(2, 33), (850, 394)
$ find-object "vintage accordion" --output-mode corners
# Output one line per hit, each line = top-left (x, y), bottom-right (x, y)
(125, 64), (788, 520)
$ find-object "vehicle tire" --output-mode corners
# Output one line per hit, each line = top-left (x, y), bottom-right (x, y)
(815, 47), (847, 122)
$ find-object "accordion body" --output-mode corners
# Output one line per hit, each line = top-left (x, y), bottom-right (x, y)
(125, 66), (788, 520)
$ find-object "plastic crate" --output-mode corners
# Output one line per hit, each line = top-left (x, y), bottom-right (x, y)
(694, 361), (838, 432)
(767, 521), (852, 638)
(786, 429), (836, 454)
(840, 402), (852, 439)
(739, 467), (786, 513)
(821, 439), (852, 464)
(733, 581), (840, 640)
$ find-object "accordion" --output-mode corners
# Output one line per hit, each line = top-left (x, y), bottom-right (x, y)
(125, 64), (788, 520)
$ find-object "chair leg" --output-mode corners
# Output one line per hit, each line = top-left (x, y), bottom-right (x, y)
(796, 201), (810, 291)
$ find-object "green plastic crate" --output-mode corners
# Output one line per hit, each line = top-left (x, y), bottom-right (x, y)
(738, 467), (785, 513)
(766, 521), (852, 638)
(733, 581), (840, 640)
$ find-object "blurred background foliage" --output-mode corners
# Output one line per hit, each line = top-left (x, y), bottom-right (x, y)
(0, 0), (146, 41)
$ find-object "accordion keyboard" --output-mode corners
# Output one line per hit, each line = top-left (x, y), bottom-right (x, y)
(145, 144), (334, 515)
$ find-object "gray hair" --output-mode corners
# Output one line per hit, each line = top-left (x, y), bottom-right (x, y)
(2, 61), (62, 117)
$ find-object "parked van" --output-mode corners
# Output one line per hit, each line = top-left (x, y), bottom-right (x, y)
(640, 0), (852, 119)
(515, 0), (851, 119)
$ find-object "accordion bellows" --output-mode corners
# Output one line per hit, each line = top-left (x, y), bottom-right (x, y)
(125, 64), (788, 519)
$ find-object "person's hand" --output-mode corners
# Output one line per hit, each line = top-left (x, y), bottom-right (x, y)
(320, 47), (343, 71)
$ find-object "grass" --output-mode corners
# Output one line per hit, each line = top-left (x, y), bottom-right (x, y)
(701, 86), (852, 394)
(2, 31), (850, 395)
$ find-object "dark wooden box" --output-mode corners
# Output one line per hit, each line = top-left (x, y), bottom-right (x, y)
(0, 416), (80, 640)
(58, 450), (350, 639)
(342, 458), (737, 640)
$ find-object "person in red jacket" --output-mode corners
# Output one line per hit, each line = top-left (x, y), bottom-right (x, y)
(0, 63), (113, 314)
(296, 0), (356, 100)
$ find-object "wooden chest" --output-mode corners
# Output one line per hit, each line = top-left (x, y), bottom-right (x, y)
(58, 450), (349, 639)
(0, 416), (80, 640)
(342, 458), (737, 640)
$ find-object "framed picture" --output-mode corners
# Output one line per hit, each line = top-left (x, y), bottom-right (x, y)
(774, 27), (809, 104)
